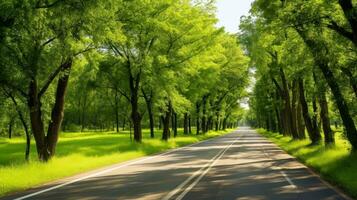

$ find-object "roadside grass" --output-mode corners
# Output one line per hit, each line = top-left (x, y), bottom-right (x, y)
(257, 128), (357, 198)
(0, 128), (233, 197)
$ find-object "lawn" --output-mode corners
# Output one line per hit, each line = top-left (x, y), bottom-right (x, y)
(257, 128), (357, 198)
(0, 128), (233, 197)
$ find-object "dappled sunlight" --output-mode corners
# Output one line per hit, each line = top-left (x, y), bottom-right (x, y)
(259, 129), (357, 197)
(0, 129), (232, 196)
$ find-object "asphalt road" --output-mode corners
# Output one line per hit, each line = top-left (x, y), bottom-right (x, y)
(3, 128), (351, 200)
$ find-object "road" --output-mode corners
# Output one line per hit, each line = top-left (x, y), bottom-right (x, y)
(3, 128), (350, 200)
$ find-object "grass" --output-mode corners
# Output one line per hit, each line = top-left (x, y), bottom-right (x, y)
(0, 128), (233, 197)
(257, 128), (357, 198)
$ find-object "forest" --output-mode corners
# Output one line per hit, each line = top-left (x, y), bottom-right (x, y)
(239, 0), (357, 196)
(241, 0), (357, 150)
(1, 0), (357, 198)
(0, 0), (248, 163)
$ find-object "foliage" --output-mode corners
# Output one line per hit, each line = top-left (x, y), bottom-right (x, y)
(0, 129), (232, 196)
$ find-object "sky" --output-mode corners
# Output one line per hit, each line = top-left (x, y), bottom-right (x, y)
(216, 0), (255, 33)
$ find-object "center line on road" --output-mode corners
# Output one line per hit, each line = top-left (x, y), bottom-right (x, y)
(175, 135), (241, 200)
(14, 131), (238, 200)
(162, 132), (242, 200)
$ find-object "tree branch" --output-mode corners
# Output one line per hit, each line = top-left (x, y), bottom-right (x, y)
(327, 20), (354, 42)
(35, 0), (63, 9)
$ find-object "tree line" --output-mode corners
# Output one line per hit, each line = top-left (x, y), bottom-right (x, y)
(0, 0), (248, 162)
(241, 0), (356, 150)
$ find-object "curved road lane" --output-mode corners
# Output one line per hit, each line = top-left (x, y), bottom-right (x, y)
(2, 128), (351, 200)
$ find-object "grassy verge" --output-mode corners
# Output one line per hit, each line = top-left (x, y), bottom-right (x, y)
(257, 128), (357, 198)
(0, 128), (233, 197)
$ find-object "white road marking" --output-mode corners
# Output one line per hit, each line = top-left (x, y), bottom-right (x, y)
(162, 133), (241, 200)
(13, 132), (237, 200)
(175, 136), (240, 200)
(280, 171), (297, 189)
(261, 142), (297, 189)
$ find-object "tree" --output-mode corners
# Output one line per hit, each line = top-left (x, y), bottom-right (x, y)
(0, 0), (119, 161)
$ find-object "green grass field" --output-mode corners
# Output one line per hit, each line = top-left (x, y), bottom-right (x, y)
(257, 128), (357, 198)
(0, 128), (233, 197)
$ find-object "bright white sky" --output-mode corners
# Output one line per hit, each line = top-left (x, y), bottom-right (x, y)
(216, 0), (255, 33)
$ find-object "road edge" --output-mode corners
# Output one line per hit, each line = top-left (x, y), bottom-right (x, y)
(2, 129), (238, 200)
(257, 129), (354, 200)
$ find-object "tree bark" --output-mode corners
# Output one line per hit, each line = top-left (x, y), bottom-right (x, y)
(275, 107), (283, 134)
(279, 67), (297, 138)
(291, 80), (300, 140)
(207, 116), (213, 131)
(46, 59), (72, 156)
(162, 102), (172, 141)
(319, 62), (357, 149)
(201, 95), (208, 133)
(128, 62), (142, 143)
(188, 116), (192, 134)
(340, 67), (357, 98)
(223, 114), (230, 130)
(314, 71), (335, 146)
(122, 118), (126, 131)
(215, 112), (220, 131)
(296, 100), (306, 139)
(142, 90), (154, 138)
(298, 78), (321, 144)
(318, 92), (335, 145)
(298, 30), (357, 150)
(114, 90), (120, 133)
(338, 0), (357, 46)
(196, 102), (200, 135)
(172, 111), (177, 138)
(28, 79), (48, 161)
(184, 113), (189, 135)
(158, 116), (162, 130)
(8, 118), (13, 139)
(8, 93), (31, 161)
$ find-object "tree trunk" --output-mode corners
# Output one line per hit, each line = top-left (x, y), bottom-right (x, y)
(129, 71), (142, 143)
(291, 80), (300, 140)
(298, 30), (357, 150)
(196, 102), (200, 135)
(275, 108), (283, 134)
(223, 115), (230, 130)
(172, 111), (177, 138)
(280, 67), (297, 138)
(296, 100), (306, 139)
(142, 89), (154, 138)
(340, 67), (357, 98)
(122, 118), (126, 131)
(158, 116), (162, 130)
(8, 91), (31, 161)
(184, 113), (189, 135)
(314, 71), (335, 146)
(148, 108), (155, 138)
(46, 59), (72, 157)
(318, 92), (335, 146)
(80, 94), (87, 132)
(319, 63), (357, 149)
(201, 95), (208, 133)
(8, 118), (13, 139)
(215, 111), (220, 131)
(298, 78), (321, 144)
(188, 116), (192, 134)
(312, 97), (321, 140)
(207, 116), (213, 132)
(338, 0), (357, 46)
(28, 79), (48, 161)
(162, 102), (172, 141)
(114, 91), (120, 133)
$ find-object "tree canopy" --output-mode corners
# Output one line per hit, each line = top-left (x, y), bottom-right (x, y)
(0, 0), (249, 162)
